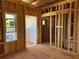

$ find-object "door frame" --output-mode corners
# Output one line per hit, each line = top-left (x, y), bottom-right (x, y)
(25, 15), (37, 47)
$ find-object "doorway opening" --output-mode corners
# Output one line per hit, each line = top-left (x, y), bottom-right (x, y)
(41, 17), (50, 46)
(51, 16), (55, 47)
(25, 15), (37, 47)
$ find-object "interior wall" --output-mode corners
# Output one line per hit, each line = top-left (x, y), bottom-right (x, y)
(0, 0), (40, 55)
(40, 0), (79, 54)
(0, 13), (4, 55)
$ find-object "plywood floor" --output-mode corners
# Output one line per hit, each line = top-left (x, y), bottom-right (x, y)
(0, 44), (79, 59)
(26, 39), (34, 47)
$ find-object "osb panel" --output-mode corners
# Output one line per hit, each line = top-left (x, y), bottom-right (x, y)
(0, 12), (4, 55)
(77, 10), (79, 54)
(11, 41), (17, 53)
(17, 39), (25, 51)
(0, 0), (2, 11)
(5, 43), (11, 54)
(17, 9), (25, 52)
(0, 13), (3, 42)
(5, 41), (17, 54)
(0, 0), (40, 55)
(0, 45), (4, 54)
(2, 0), (25, 54)
(2, 0), (17, 13)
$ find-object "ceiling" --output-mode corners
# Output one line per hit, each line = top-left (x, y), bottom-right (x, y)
(22, 0), (63, 6)
(22, 0), (37, 3)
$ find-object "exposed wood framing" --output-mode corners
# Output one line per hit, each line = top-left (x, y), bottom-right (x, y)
(41, 0), (79, 55)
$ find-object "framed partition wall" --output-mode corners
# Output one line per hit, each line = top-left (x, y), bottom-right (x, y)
(41, 0), (79, 54)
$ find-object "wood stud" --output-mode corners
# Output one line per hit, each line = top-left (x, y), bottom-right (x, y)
(0, 0), (37, 56)
(41, 0), (79, 55)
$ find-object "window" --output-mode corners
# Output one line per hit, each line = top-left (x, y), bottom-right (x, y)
(5, 13), (17, 42)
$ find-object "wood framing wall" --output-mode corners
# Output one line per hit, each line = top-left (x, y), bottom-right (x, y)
(41, 0), (79, 55)
(0, 0), (39, 56)
(77, 2), (79, 54)
(0, 0), (4, 55)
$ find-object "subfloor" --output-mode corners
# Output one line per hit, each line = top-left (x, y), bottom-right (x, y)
(26, 39), (34, 47)
(0, 44), (79, 59)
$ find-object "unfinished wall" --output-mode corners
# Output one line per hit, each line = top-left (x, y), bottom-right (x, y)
(40, 0), (79, 55)
(0, 0), (39, 56)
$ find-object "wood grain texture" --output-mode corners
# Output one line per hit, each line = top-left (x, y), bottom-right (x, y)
(0, 44), (79, 59)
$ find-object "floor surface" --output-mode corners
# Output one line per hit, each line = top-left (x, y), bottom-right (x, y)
(0, 44), (79, 59)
